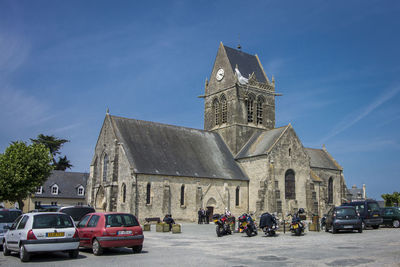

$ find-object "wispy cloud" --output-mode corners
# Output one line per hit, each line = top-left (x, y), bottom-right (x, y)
(52, 123), (82, 134)
(0, 85), (51, 130)
(320, 85), (400, 143)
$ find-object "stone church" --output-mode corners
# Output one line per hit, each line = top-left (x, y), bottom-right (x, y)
(86, 43), (348, 222)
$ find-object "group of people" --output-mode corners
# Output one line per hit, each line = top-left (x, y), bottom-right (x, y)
(197, 208), (211, 224)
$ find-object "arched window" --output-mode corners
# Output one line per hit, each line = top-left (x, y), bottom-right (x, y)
(246, 94), (255, 123)
(122, 183), (126, 203)
(328, 177), (333, 204)
(256, 96), (264, 125)
(102, 153), (108, 182)
(180, 185), (185, 206)
(213, 98), (220, 126)
(235, 186), (240, 206)
(220, 95), (227, 124)
(285, 169), (296, 199)
(146, 183), (151, 204)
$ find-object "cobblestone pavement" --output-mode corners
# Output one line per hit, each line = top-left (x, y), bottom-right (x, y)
(1, 223), (399, 266)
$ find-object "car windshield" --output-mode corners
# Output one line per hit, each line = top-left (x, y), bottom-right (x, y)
(33, 214), (74, 229)
(0, 210), (22, 223)
(367, 202), (380, 212)
(60, 207), (95, 221)
(336, 208), (356, 216)
(105, 214), (139, 227)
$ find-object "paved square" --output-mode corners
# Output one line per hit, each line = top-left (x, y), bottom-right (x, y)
(1, 223), (399, 266)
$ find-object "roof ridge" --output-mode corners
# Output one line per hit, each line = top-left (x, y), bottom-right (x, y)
(109, 114), (212, 134)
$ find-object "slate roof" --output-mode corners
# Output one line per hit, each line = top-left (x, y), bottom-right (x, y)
(304, 148), (342, 171)
(224, 45), (267, 83)
(35, 170), (88, 199)
(109, 115), (248, 181)
(236, 126), (288, 159)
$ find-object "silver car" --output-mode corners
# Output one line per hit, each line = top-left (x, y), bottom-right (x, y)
(2, 212), (80, 262)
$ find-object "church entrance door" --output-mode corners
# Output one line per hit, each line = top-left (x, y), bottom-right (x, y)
(206, 206), (214, 221)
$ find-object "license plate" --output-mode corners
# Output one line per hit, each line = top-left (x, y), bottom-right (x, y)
(373, 214), (378, 217)
(343, 225), (353, 229)
(46, 232), (65, 237)
(293, 224), (298, 229)
(118, 230), (132, 235)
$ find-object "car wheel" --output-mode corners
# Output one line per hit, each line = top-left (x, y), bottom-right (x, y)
(132, 245), (142, 254)
(372, 225), (379, 229)
(19, 245), (30, 262)
(362, 221), (366, 230)
(92, 239), (103, 256)
(331, 225), (337, 234)
(69, 249), (79, 258)
(358, 228), (363, 233)
(3, 243), (11, 256)
(325, 224), (329, 232)
(393, 220), (400, 228)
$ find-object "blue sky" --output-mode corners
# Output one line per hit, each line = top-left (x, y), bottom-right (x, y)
(1, 0), (399, 200)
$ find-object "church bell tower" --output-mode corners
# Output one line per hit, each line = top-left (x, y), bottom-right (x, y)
(201, 43), (279, 155)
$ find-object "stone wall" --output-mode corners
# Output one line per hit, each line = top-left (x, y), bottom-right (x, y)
(238, 126), (312, 218)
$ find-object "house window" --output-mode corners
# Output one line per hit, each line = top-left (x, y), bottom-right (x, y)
(146, 183), (151, 205)
(256, 96), (264, 125)
(122, 183), (126, 203)
(285, 169), (295, 199)
(221, 95), (227, 124)
(213, 98), (220, 126)
(328, 177), (333, 204)
(246, 95), (255, 123)
(51, 202), (57, 206)
(180, 185), (185, 206)
(235, 186), (240, 206)
(77, 186), (85, 196)
(51, 184), (59, 195)
(103, 154), (108, 182)
(36, 186), (43, 194)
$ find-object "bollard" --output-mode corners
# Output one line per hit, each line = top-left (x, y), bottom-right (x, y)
(143, 223), (151, 231)
(172, 224), (181, 234)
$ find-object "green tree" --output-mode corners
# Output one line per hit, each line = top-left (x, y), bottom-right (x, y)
(30, 134), (73, 170)
(382, 192), (400, 207)
(0, 141), (53, 211)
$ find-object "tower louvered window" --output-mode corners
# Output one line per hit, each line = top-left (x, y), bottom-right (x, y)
(213, 98), (220, 126)
(256, 96), (264, 125)
(221, 95), (227, 123)
(246, 95), (255, 123)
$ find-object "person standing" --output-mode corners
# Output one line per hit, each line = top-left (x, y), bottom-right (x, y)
(205, 208), (210, 224)
(198, 208), (203, 224)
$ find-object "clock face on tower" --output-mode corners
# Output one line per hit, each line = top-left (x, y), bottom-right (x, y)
(216, 68), (225, 81)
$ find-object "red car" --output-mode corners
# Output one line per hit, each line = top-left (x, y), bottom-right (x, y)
(76, 212), (143, 255)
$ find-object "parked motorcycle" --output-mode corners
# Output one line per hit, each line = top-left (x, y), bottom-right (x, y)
(259, 212), (278, 236)
(213, 214), (232, 237)
(238, 213), (258, 237)
(289, 208), (305, 236)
